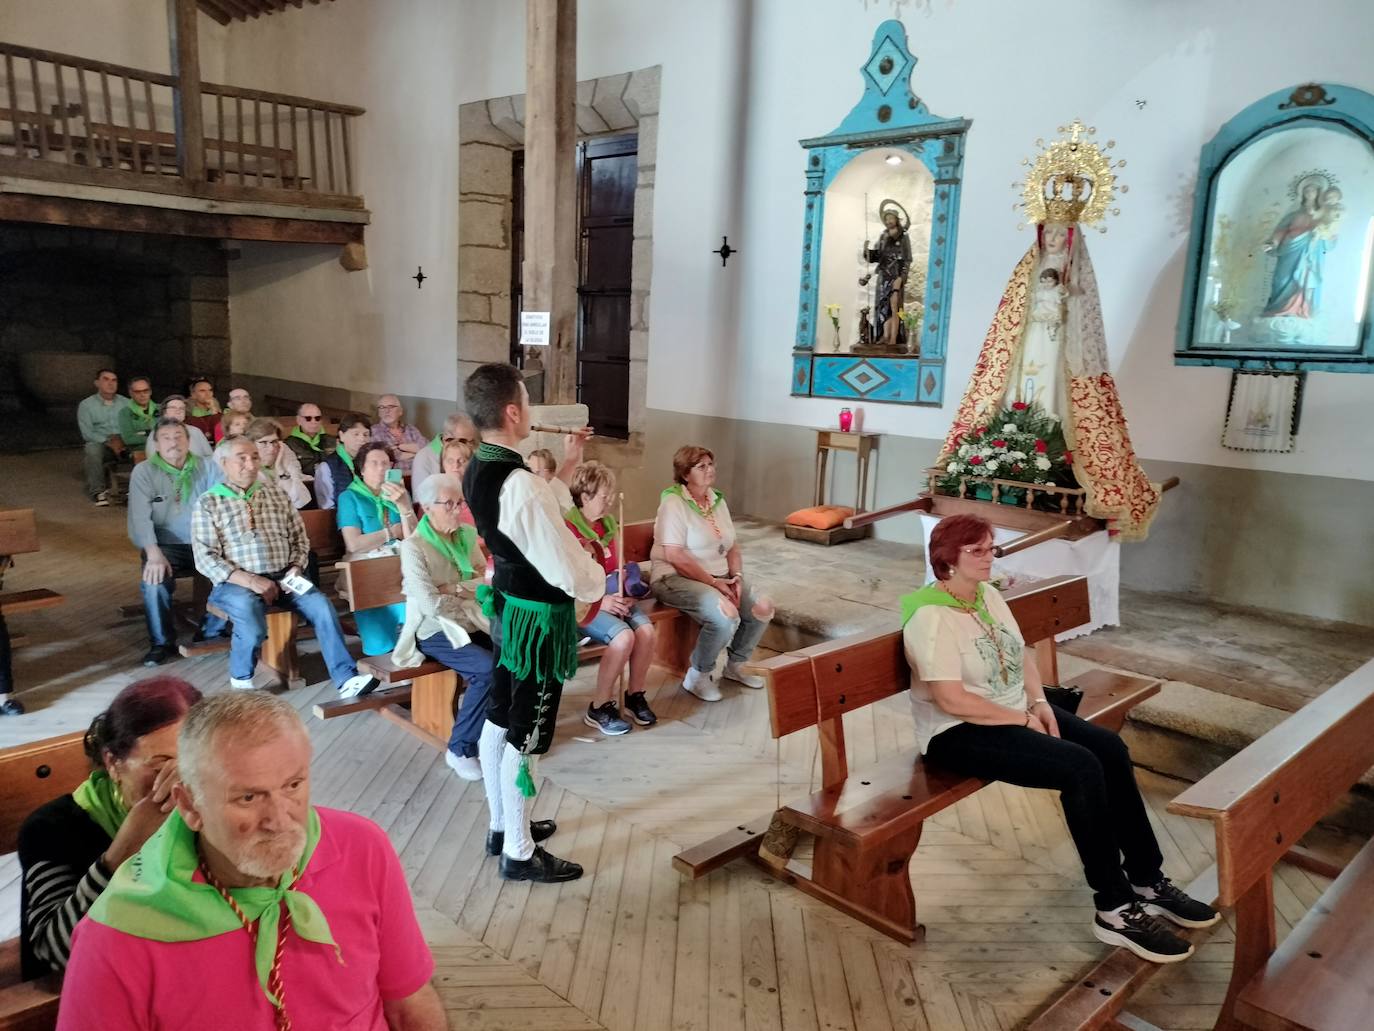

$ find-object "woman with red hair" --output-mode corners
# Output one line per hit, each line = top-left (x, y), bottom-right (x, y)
(903, 514), (1216, 965)
(17, 677), (202, 978)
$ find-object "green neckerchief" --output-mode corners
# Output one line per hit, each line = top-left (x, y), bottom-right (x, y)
(344, 478), (399, 529)
(209, 481), (261, 503)
(87, 808), (338, 1007)
(899, 581), (993, 628)
(415, 514), (476, 579)
(71, 770), (128, 840)
(337, 448), (356, 474)
(565, 506), (617, 548)
(661, 484), (725, 518)
(190, 405), (215, 418)
(148, 452), (199, 504)
(126, 399), (158, 430)
(289, 426), (324, 452)
(476, 441), (521, 464)
(428, 435), (443, 455)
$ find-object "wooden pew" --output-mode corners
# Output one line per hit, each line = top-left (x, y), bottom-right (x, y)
(672, 575), (1162, 945)
(314, 553), (452, 744)
(0, 509), (66, 626)
(0, 732), (90, 1031)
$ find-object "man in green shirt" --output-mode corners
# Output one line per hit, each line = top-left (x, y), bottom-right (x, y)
(117, 376), (159, 451)
(76, 369), (129, 506)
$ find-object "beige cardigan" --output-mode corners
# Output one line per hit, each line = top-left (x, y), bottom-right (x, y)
(390, 533), (490, 667)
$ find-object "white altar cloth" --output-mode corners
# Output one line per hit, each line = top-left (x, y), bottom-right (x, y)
(918, 513), (1119, 640)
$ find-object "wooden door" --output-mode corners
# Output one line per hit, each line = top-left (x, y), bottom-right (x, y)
(577, 134), (637, 437)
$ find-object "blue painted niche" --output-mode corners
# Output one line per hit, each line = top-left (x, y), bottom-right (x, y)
(1175, 82), (1374, 374)
(791, 19), (970, 406)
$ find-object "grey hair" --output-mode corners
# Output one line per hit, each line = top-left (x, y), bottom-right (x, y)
(443, 411), (476, 436)
(178, 691), (307, 801)
(416, 472), (463, 508)
(213, 433), (254, 463)
(152, 417), (188, 440)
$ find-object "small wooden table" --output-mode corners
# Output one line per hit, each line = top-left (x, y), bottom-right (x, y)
(785, 429), (880, 545)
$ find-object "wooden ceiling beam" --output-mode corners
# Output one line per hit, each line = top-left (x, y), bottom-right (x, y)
(197, 0), (332, 19)
(198, 0), (234, 26)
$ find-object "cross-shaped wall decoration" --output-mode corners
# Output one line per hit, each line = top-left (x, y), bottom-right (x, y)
(713, 237), (736, 267)
(413, 266), (426, 288)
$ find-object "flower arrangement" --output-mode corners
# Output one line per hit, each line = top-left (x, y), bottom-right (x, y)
(936, 400), (1076, 502)
(825, 303), (842, 351)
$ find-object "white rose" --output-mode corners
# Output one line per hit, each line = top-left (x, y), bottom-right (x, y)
(1002, 423), (1018, 434)
(1035, 456), (1052, 471)
(986, 461), (1000, 473)
(946, 461), (961, 474)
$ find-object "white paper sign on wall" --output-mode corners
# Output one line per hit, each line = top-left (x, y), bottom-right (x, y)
(520, 311), (551, 346)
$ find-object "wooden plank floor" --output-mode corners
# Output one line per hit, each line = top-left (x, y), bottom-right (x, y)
(0, 450), (1356, 1029)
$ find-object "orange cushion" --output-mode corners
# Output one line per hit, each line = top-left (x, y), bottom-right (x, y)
(785, 505), (855, 530)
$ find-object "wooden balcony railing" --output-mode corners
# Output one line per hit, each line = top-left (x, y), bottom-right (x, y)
(0, 41), (364, 206)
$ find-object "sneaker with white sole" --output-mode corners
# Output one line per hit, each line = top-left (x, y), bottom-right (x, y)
(92, 491), (110, 507)
(681, 666), (722, 702)
(723, 660), (765, 689)
(230, 676), (257, 691)
(444, 750), (483, 781)
(1092, 901), (1193, 963)
(583, 701), (631, 735)
(1132, 877), (1221, 929)
(338, 672), (381, 698)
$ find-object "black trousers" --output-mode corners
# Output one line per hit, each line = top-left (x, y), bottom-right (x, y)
(0, 609), (12, 694)
(925, 705), (1163, 911)
(483, 595), (565, 755)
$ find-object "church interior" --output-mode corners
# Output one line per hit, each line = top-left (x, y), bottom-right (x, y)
(2, 0), (1373, 1028)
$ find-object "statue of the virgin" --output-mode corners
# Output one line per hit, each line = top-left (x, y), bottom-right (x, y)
(939, 122), (1162, 540)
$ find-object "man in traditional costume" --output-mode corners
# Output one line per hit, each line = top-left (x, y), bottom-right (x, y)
(940, 121), (1161, 540)
(57, 691), (446, 1030)
(462, 364), (605, 884)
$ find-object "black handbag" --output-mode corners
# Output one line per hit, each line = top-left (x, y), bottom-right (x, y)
(1042, 684), (1083, 714)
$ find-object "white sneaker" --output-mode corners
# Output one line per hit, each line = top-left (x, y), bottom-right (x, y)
(445, 751), (483, 781)
(724, 660), (765, 689)
(230, 676), (257, 691)
(339, 673), (380, 698)
(93, 491), (110, 507)
(681, 666), (722, 702)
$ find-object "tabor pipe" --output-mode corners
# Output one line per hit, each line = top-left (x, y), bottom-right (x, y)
(992, 520), (1073, 559)
(1159, 476), (1181, 493)
(529, 423), (587, 436)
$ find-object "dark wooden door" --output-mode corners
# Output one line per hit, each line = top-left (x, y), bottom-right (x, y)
(577, 134), (637, 437)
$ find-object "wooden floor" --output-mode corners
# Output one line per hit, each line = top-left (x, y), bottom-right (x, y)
(0, 450), (1357, 1029)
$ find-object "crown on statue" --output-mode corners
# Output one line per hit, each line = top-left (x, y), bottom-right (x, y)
(1014, 120), (1127, 232)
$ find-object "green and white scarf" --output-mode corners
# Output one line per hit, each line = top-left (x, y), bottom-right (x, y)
(87, 808), (339, 1006)
(428, 435), (443, 455)
(415, 514), (476, 579)
(126, 399), (158, 434)
(209, 481), (260, 504)
(288, 427), (324, 452)
(72, 770), (128, 840)
(899, 581), (994, 628)
(344, 478), (398, 530)
(148, 452), (199, 504)
(564, 506), (617, 548)
(661, 483), (725, 517)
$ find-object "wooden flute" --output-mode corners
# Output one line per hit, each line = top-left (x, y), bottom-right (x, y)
(529, 423), (588, 436)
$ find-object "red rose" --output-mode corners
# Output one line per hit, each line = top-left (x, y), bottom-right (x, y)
(1034, 440), (1048, 453)
(969, 455), (983, 465)
(1012, 464), (1023, 473)
(991, 438), (1007, 448)
(1064, 450), (1073, 462)
(1012, 402), (1027, 411)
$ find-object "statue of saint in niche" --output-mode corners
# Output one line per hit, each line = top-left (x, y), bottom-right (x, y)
(858, 200), (912, 353)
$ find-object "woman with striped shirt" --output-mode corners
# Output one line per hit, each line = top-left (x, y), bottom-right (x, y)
(17, 677), (201, 978)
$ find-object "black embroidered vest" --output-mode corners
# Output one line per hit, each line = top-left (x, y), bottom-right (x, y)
(464, 445), (567, 604)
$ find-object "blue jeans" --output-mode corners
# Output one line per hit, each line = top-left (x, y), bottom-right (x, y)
(83, 442), (118, 497)
(140, 544), (226, 648)
(583, 602), (651, 645)
(417, 631), (495, 758)
(651, 574), (771, 673)
(208, 578), (358, 685)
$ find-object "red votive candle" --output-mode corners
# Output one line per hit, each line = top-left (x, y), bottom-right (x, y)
(839, 408), (853, 432)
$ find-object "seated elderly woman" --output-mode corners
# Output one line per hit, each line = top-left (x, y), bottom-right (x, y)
(245, 416), (311, 508)
(315, 412), (372, 509)
(441, 438), (478, 527)
(336, 441), (416, 656)
(17, 676), (202, 978)
(565, 461), (657, 734)
(905, 514), (1218, 964)
(650, 445), (774, 702)
(395, 473), (496, 782)
(145, 394), (212, 460)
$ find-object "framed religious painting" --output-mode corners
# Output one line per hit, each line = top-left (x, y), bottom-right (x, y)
(790, 20), (970, 405)
(1175, 82), (1374, 373)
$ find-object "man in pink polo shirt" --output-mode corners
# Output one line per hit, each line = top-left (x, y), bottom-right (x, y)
(58, 691), (446, 1031)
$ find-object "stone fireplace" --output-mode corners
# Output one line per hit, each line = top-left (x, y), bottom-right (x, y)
(0, 224), (230, 449)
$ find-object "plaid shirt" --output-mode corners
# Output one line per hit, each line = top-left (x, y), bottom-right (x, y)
(191, 482), (310, 584)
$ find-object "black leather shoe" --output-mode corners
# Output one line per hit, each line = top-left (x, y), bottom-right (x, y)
(498, 845), (582, 882)
(142, 646), (176, 667)
(0, 696), (25, 716)
(486, 820), (557, 856)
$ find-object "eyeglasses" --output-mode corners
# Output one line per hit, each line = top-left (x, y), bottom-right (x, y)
(429, 499), (464, 510)
(300, 415), (323, 422)
(377, 404), (401, 411)
(960, 545), (996, 559)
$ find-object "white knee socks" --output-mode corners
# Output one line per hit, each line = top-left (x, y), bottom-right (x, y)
(478, 720), (508, 833)
(499, 743), (537, 861)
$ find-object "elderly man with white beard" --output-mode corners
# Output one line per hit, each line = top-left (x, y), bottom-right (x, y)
(57, 691), (448, 1031)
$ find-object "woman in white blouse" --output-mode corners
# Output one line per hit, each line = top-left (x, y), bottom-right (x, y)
(245, 417), (311, 508)
(650, 445), (774, 702)
(903, 513), (1217, 965)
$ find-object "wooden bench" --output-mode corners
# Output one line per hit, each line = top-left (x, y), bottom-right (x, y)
(0, 510), (66, 636)
(583, 520), (693, 676)
(673, 575), (1163, 945)
(313, 553), (456, 744)
(0, 732), (90, 1031)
